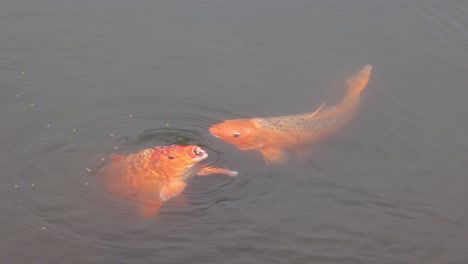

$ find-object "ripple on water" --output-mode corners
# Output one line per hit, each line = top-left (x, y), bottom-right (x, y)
(77, 111), (248, 224)
(3, 92), (300, 262)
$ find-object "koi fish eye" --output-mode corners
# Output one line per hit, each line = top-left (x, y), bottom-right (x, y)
(167, 155), (174, 159)
(233, 132), (241, 138)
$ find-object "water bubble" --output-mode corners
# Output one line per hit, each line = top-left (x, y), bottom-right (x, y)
(84, 182), (88, 186)
(31, 183), (35, 187)
(129, 114), (133, 118)
(85, 168), (91, 172)
(72, 129), (76, 133)
(41, 227), (46, 230)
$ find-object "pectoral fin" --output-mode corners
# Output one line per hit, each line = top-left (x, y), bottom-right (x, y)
(160, 181), (187, 202)
(137, 197), (162, 219)
(259, 147), (287, 165)
(305, 101), (326, 119)
(196, 165), (238, 177)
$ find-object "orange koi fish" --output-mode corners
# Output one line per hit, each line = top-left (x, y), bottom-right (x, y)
(209, 65), (372, 164)
(97, 145), (237, 218)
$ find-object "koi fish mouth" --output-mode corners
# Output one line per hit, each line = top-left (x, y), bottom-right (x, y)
(208, 125), (220, 138)
(191, 146), (208, 162)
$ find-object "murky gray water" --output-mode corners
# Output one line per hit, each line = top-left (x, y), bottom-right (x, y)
(1, 0), (468, 263)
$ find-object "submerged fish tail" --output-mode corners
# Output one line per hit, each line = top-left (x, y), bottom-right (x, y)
(346, 65), (372, 96)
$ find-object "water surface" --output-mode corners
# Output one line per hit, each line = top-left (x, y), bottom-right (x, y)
(1, 0), (468, 263)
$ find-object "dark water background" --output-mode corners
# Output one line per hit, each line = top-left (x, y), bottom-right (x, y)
(1, 0), (468, 263)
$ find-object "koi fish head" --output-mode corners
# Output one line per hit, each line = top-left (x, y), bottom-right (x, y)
(152, 145), (208, 165)
(209, 119), (266, 150)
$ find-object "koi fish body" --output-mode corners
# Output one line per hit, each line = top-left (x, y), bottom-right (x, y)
(209, 65), (372, 164)
(97, 145), (237, 218)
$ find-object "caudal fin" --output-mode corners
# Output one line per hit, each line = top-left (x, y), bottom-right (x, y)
(346, 65), (372, 95)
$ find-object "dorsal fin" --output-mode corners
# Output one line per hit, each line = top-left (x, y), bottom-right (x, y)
(305, 101), (326, 119)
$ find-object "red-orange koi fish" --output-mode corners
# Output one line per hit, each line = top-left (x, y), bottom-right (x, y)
(209, 65), (372, 164)
(97, 145), (237, 218)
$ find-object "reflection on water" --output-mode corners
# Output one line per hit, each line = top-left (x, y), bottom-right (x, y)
(1, 0), (468, 263)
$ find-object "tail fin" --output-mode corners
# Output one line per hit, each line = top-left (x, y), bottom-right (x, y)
(346, 65), (372, 95)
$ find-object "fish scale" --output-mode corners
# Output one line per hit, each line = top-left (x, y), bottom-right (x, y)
(96, 145), (236, 218)
(209, 65), (372, 164)
(258, 98), (358, 135)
